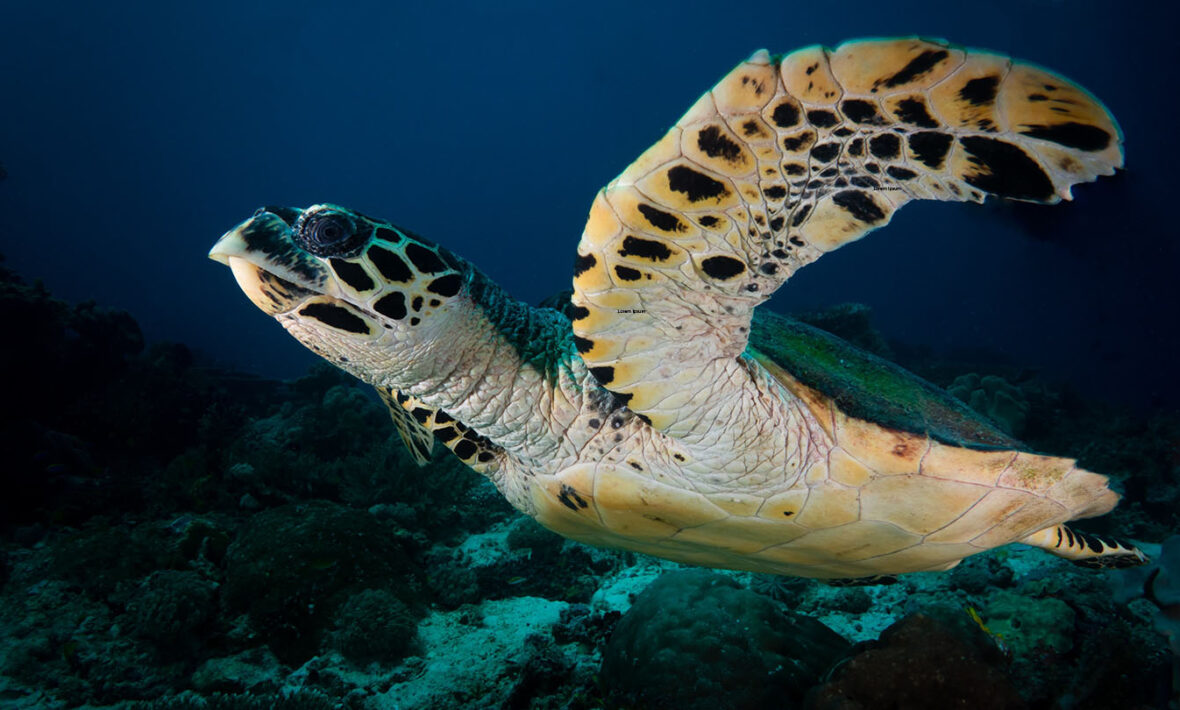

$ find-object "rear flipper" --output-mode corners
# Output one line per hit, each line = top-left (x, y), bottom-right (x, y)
(1022, 524), (1148, 569)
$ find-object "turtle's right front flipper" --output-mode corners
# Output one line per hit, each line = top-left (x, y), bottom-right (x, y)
(570, 38), (1122, 437)
(378, 387), (435, 466)
(377, 387), (503, 474)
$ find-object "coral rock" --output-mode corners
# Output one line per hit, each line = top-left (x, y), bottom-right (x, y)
(806, 611), (1025, 710)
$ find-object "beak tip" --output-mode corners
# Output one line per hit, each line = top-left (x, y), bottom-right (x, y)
(209, 225), (251, 266)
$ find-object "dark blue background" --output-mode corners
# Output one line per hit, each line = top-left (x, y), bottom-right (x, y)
(1, 1), (1175, 409)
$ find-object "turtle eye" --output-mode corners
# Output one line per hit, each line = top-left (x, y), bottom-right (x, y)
(295, 208), (365, 257)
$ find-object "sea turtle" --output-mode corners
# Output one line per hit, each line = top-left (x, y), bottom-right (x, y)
(210, 38), (1146, 579)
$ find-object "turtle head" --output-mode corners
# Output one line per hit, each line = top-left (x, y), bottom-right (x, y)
(210, 204), (471, 383)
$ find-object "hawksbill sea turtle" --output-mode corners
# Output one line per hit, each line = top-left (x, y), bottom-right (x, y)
(210, 38), (1147, 579)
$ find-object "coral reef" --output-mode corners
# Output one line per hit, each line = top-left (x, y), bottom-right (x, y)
(0, 578), (185, 705)
(190, 647), (284, 695)
(806, 609), (1025, 710)
(600, 570), (851, 710)
(948, 372), (1031, 437)
(748, 572), (811, 603)
(991, 556), (1171, 708)
(329, 588), (420, 666)
(948, 552), (1015, 595)
(127, 570), (219, 659)
(980, 590), (1075, 656)
(129, 690), (340, 710)
(552, 603), (621, 649)
(221, 500), (425, 665)
(370, 596), (584, 709)
(506, 516), (565, 559)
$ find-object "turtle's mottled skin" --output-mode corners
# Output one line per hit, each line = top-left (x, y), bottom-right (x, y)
(211, 39), (1146, 578)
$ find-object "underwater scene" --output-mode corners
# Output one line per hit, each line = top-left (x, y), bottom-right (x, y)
(1, 1), (1178, 708)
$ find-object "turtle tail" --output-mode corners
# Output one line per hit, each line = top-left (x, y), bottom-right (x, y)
(1021, 524), (1148, 569)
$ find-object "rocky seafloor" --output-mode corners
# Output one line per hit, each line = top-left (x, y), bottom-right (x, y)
(1, 259), (1178, 710)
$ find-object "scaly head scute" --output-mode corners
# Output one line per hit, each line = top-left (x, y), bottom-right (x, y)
(209, 204), (470, 383)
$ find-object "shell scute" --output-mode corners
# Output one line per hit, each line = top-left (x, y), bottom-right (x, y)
(970, 497), (1069, 548)
(592, 467), (729, 540)
(790, 520), (922, 562)
(859, 475), (988, 535)
(794, 484), (860, 528)
(672, 515), (808, 555)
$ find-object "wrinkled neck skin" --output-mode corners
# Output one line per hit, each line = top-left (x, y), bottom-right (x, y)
(282, 266), (598, 475)
(397, 280), (584, 465)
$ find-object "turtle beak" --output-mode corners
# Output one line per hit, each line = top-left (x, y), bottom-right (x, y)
(208, 207), (294, 265)
(208, 225), (248, 266)
(210, 208), (322, 315)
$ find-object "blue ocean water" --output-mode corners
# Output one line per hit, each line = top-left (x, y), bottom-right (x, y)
(0, 0), (1175, 407)
(1, 1), (1178, 708)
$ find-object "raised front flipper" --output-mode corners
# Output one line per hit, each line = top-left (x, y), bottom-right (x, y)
(571, 38), (1122, 437)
